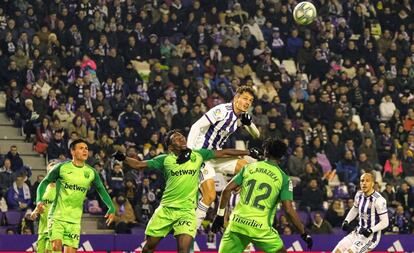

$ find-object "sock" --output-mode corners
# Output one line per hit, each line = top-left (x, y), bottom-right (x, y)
(195, 200), (209, 228)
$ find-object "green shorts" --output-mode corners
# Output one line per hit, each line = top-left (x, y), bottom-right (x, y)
(37, 231), (52, 253)
(219, 228), (284, 253)
(48, 219), (81, 249)
(145, 206), (196, 238)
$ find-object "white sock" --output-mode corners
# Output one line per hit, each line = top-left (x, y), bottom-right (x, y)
(195, 200), (210, 228)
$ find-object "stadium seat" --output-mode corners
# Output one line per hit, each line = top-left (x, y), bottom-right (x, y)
(5, 211), (23, 226)
(297, 210), (310, 226)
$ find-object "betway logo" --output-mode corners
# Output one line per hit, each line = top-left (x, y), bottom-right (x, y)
(171, 169), (196, 176)
(388, 240), (404, 252)
(64, 182), (88, 192)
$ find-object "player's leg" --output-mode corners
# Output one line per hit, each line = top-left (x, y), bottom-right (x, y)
(176, 234), (194, 253)
(48, 219), (64, 253)
(196, 162), (216, 228)
(332, 231), (357, 253)
(252, 228), (285, 253)
(219, 230), (250, 253)
(62, 222), (81, 253)
(142, 236), (163, 253)
(144, 206), (175, 252)
(36, 233), (47, 253)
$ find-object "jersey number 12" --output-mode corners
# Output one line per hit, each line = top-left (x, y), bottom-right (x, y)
(244, 179), (271, 210)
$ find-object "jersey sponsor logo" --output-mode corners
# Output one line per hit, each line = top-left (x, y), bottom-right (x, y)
(84, 171), (90, 179)
(43, 199), (53, 205)
(63, 231), (80, 240)
(176, 220), (192, 226)
(249, 167), (279, 182)
(170, 169), (197, 177)
(63, 182), (88, 192)
(232, 214), (263, 229)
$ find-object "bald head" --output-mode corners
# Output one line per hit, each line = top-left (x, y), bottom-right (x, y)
(360, 173), (375, 195)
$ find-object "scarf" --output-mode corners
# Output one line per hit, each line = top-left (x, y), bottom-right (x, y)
(13, 182), (31, 200)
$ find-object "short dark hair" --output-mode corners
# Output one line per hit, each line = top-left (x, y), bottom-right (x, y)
(70, 139), (88, 150)
(164, 129), (183, 146)
(235, 85), (255, 97)
(263, 138), (288, 159)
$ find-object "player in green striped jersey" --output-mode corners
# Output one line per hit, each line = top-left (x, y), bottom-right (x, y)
(212, 139), (313, 253)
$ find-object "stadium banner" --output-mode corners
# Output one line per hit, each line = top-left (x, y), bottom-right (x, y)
(0, 234), (411, 252)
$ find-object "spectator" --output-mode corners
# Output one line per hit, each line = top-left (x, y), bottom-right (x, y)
(47, 129), (69, 160)
(382, 183), (399, 208)
(383, 153), (403, 184)
(300, 179), (324, 212)
(108, 162), (125, 196)
(287, 146), (308, 186)
(389, 205), (410, 234)
(6, 173), (32, 211)
(5, 145), (23, 173)
(379, 95), (397, 122)
(136, 195), (154, 225)
(396, 183), (414, 213)
(112, 193), (137, 234)
(325, 200), (346, 228)
(310, 213), (333, 234)
(34, 117), (52, 154)
(0, 159), (15, 195)
(336, 150), (359, 185)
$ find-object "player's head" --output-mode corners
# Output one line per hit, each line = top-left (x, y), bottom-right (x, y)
(233, 86), (255, 113)
(263, 138), (288, 160)
(360, 173), (375, 195)
(46, 160), (59, 173)
(165, 129), (187, 152)
(70, 139), (89, 162)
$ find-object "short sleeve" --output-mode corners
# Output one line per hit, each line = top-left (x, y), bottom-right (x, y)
(146, 155), (167, 170)
(205, 105), (226, 123)
(280, 173), (293, 201)
(233, 166), (246, 185)
(197, 149), (215, 161)
(375, 197), (388, 215)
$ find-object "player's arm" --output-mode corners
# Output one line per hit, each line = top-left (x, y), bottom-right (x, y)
(92, 169), (116, 225)
(112, 152), (149, 169)
(281, 174), (313, 249)
(240, 113), (260, 139)
(342, 192), (361, 231)
(35, 165), (60, 214)
(211, 167), (245, 233)
(187, 115), (211, 148)
(370, 198), (389, 232)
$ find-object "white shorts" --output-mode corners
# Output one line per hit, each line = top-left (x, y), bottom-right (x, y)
(199, 158), (239, 184)
(333, 230), (380, 253)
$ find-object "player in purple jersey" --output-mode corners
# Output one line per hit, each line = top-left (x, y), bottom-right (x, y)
(187, 86), (260, 228)
(333, 173), (389, 253)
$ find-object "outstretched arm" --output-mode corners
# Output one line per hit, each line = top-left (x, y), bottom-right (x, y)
(244, 123), (260, 139)
(214, 149), (249, 158)
(344, 206), (359, 223)
(123, 157), (149, 170)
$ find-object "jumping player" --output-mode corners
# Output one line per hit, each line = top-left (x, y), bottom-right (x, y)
(187, 86), (260, 227)
(113, 129), (260, 253)
(211, 139), (313, 253)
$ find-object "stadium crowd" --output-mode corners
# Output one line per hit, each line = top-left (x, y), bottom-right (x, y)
(0, 0), (414, 235)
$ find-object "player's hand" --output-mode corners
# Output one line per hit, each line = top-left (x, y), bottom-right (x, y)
(105, 213), (115, 226)
(112, 151), (126, 161)
(248, 147), (264, 160)
(300, 233), (313, 249)
(36, 202), (45, 214)
(29, 209), (39, 220)
(359, 228), (372, 238)
(211, 215), (224, 233)
(341, 220), (350, 231)
(240, 113), (252, 126)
